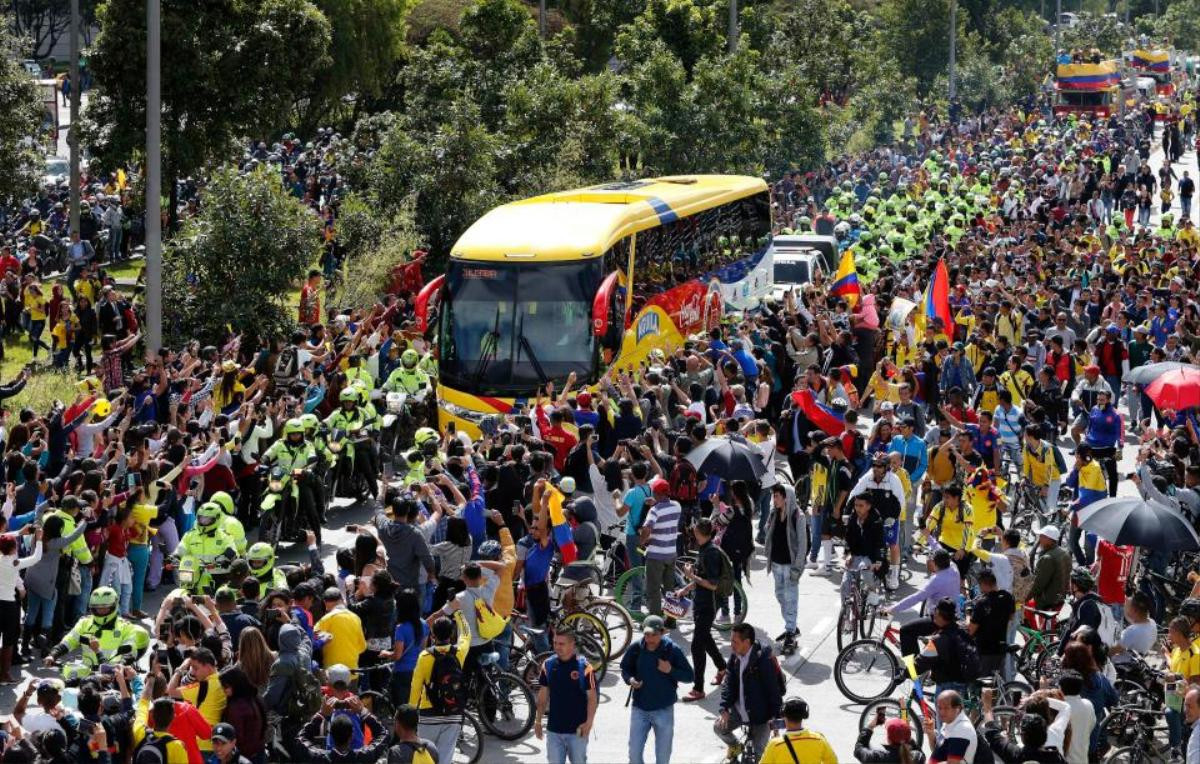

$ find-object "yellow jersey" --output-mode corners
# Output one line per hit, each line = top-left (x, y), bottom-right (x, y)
(927, 500), (971, 552)
(1022, 441), (1060, 487)
(759, 729), (838, 764)
(179, 673), (226, 751)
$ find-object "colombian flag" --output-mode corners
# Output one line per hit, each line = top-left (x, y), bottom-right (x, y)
(915, 258), (953, 337)
(546, 484), (578, 565)
(789, 389), (845, 436)
(829, 249), (862, 308)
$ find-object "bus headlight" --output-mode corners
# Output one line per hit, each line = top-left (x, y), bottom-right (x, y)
(441, 401), (487, 424)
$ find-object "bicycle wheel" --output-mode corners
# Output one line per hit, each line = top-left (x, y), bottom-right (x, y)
(574, 632), (609, 684)
(455, 712), (484, 764)
(585, 598), (633, 659)
(989, 706), (1021, 739)
(836, 605), (859, 651)
(998, 680), (1033, 708)
(475, 670), (535, 740)
(716, 581), (748, 632)
(1103, 746), (1155, 764)
(858, 698), (923, 750)
(559, 611), (611, 667)
(1032, 637), (1063, 683)
(613, 566), (646, 622)
(860, 604), (880, 642)
(834, 639), (900, 704)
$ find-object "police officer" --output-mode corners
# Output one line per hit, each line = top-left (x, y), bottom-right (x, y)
(177, 503), (239, 594)
(400, 427), (441, 488)
(209, 491), (247, 555)
(44, 587), (149, 676)
(382, 349), (431, 395)
(324, 389), (379, 499)
(246, 542), (288, 590)
(262, 418), (322, 540)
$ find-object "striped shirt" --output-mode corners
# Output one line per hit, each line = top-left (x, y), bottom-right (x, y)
(993, 404), (1024, 445)
(643, 500), (681, 560)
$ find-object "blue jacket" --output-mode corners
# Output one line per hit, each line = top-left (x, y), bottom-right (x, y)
(719, 641), (786, 724)
(889, 434), (928, 483)
(1084, 404), (1122, 449)
(619, 636), (695, 711)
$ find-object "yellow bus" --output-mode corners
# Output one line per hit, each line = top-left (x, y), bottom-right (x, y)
(414, 175), (771, 434)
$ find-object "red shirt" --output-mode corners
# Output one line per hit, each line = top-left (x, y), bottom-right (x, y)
(168, 699), (212, 764)
(1095, 540), (1135, 604)
(105, 522), (132, 557)
(299, 283), (320, 325)
(535, 405), (578, 472)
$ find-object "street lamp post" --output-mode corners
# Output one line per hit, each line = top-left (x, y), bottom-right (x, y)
(146, 0), (161, 351)
(948, 0), (957, 102)
(728, 0), (738, 53)
(68, 0), (79, 239)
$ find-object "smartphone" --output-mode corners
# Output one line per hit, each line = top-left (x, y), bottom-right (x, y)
(447, 421), (456, 434)
(875, 707), (886, 725)
(155, 648), (170, 665)
(99, 664), (115, 676)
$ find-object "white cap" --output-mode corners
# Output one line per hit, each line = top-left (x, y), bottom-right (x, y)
(1035, 525), (1061, 542)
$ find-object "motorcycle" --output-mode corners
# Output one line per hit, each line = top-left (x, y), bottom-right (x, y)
(259, 462), (321, 551)
(327, 427), (374, 501)
(382, 387), (430, 463)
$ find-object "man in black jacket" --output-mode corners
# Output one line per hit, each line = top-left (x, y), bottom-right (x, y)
(842, 494), (887, 596)
(969, 570), (1015, 676)
(912, 598), (976, 691)
(714, 623), (786, 761)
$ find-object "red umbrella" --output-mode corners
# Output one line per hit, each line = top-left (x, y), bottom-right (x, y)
(1144, 367), (1200, 411)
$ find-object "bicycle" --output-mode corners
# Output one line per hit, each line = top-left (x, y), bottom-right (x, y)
(464, 650), (535, 740)
(553, 576), (634, 660)
(833, 621), (904, 703)
(1014, 604), (1063, 681)
(837, 562), (884, 651)
(510, 620), (609, 688)
(1007, 479), (1060, 542)
(1100, 703), (1173, 763)
(858, 675), (1023, 749)
(454, 712), (485, 764)
(613, 558), (747, 631)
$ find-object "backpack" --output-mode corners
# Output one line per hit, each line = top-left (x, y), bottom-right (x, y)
(1093, 598), (1120, 645)
(669, 459), (700, 504)
(544, 654), (591, 694)
(285, 663), (323, 720)
(715, 547), (736, 599)
(952, 628), (982, 681)
(133, 732), (177, 764)
(273, 346), (300, 388)
(424, 648), (466, 716)
(391, 741), (438, 764)
(473, 597), (508, 640)
(326, 707), (367, 750)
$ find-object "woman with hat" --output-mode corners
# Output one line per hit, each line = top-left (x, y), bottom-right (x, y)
(854, 711), (926, 763)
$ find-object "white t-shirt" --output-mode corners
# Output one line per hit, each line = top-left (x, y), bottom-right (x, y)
(1063, 695), (1096, 764)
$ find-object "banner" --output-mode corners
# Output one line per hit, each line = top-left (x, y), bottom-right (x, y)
(886, 297), (917, 332)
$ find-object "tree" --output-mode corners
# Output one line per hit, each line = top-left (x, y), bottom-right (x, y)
(11, 0), (69, 60)
(162, 166), (322, 345)
(874, 0), (963, 94)
(615, 0), (725, 76)
(305, 0), (415, 126)
(329, 193), (422, 310)
(83, 0), (332, 230)
(1059, 12), (1128, 56)
(0, 19), (45, 202)
(1155, 0), (1200, 52)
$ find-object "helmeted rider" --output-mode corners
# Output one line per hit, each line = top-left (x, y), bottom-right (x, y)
(246, 541), (288, 590)
(324, 388), (379, 499)
(382, 348), (432, 396)
(261, 417), (322, 538)
(209, 490), (247, 555)
(401, 426), (441, 487)
(44, 587), (149, 679)
(177, 501), (238, 594)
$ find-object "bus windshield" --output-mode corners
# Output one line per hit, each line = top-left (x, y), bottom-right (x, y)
(439, 259), (602, 394)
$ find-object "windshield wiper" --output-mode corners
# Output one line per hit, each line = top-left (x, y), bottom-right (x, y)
(515, 312), (549, 387)
(472, 306), (502, 384)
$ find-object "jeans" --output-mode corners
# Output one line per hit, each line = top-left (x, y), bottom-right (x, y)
(1004, 611), (1020, 680)
(1183, 196), (1193, 218)
(28, 319), (48, 358)
(772, 563), (800, 633)
(1068, 523), (1097, 566)
(626, 533), (645, 610)
(644, 557), (674, 618)
(755, 487), (772, 540)
(1167, 707), (1183, 750)
(109, 225), (123, 259)
(547, 730), (589, 764)
(808, 511), (825, 562)
(24, 591), (55, 629)
(417, 718), (461, 764)
(1001, 442), (1022, 473)
(128, 543), (151, 612)
(494, 620), (513, 671)
(390, 670), (413, 709)
(1104, 375), (1122, 406)
(72, 565), (93, 621)
(629, 705), (673, 764)
(714, 714), (770, 755)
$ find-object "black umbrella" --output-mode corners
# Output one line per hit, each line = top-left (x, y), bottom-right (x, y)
(1124, 361), (1197, 386)
(1076, 496), (1200, 551)
(686, 435), (767, 482)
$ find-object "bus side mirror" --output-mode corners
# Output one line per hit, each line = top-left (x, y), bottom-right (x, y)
(592, 272), (625, 352)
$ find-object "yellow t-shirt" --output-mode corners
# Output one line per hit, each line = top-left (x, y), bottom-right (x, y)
(927, 501), (971, 552)
(24, 288), (46, 321)
(759, 729), (838, 764)
(212, 381), (246, 413)
(1188, 637), (1200, 680)
(180, 673), (226, 751)
(1022, 441), (1060, 487)
(315, 607), (367, 669)
(50, 316), (76, 351)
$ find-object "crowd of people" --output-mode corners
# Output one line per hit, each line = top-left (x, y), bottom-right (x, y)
(4, 37), (1200, 764)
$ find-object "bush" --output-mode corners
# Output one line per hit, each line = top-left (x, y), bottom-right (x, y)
(331, 194), (423, 311)
(162, 166), (322, 346)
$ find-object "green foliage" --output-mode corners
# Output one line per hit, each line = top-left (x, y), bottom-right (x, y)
(162, 167), (322, 345)
(330, 193), (422, 310)
(84, 0), (332, 181)
(306, 0), (415, 125)
(1059, 12), (1128, 57)
(981, 8), (1053, 101)
(616, 0), (726, 76)
(874, 0), (960, 94)
(0, 20), (45, 202)
(1155, 0), (1200, 52)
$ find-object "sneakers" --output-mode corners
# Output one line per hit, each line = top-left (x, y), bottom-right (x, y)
(715, 612), (731, 625)
(805, 559), (819, 570)
(682, 688), (706, 702)
(886, 569), (900, 591)
(775, 630), (791, 642)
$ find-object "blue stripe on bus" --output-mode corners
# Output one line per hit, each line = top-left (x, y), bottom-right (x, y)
(646, 197), (678, 224)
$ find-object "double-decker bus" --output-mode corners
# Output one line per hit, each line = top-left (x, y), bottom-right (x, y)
(1127, 48), (1174, 96)
(1053, 60), (1122, 118)
(415, 175), (771, 434)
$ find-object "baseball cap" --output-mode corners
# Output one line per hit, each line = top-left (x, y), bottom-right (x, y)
(885, 717), (912, 744)
(649, 477), (670, 495)
(1084, 364), (1100, 375)
(1035, 525), (1061, 542)
(211, 723), (237, 743)
(576, 391), (592, 408)
(879, 401), (895, 412)
(1105, 323), (1120, 333)
(327, 664), (352, 686)
(642, 615), (667, 634)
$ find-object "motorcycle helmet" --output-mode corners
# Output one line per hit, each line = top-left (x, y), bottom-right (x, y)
(283, 418), (305, 444)
(339, 387), (359, 407)
(195, 501), (222, 529)
(89, 586), (119, 629)
(401, 349), (419, 369)
(211, 491), (235, 517)
(247, 542), (275, 576)
(414, 427), (439, 447)
(300, 413), (320, 433)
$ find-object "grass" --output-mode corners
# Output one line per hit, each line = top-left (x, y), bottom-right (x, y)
(0, 258), (145, 412)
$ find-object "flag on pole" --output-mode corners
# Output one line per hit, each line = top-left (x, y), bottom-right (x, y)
(829, 249), (862, 308)
(915, 259), (953, 337)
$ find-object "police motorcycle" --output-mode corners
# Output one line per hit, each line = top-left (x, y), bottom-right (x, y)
(326, 387), (379, 502)
(43, 587), (150, 685)
(382, 385), (431, 463)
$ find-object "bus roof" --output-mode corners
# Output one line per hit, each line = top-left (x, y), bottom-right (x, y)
(450, 174), (767, 262)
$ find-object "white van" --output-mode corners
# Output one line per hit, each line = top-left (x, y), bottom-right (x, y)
(769, 247), (827, 301)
